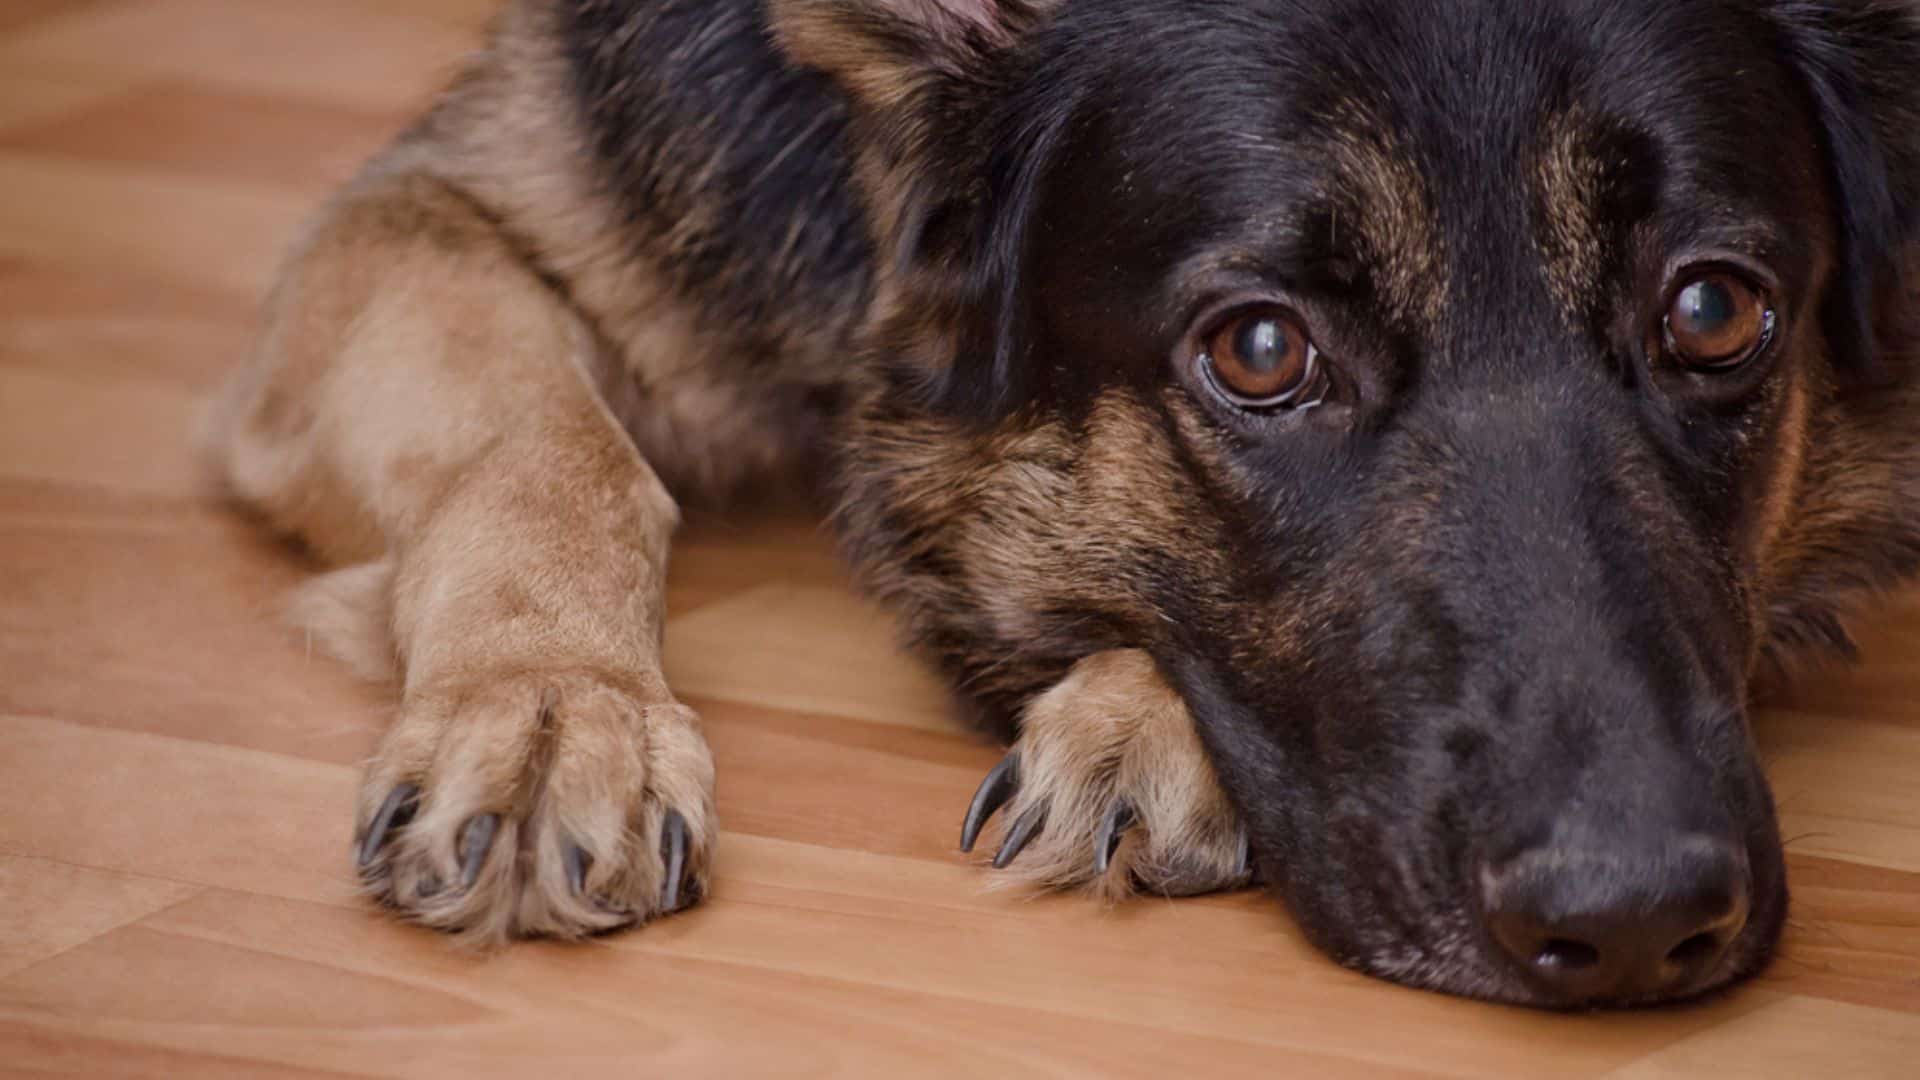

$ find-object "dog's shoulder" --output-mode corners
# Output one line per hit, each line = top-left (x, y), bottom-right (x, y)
(555, 0), (874, 325)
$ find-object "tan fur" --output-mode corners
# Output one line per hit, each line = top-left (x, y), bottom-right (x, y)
(287, 561), (399, 684)
(206, 93), (719, 941)
(366, 681), (713, 942)
(837, 390), (1255, 895)
(1756, 350), (1920, 682)
(393, 1), (848, 504)
(982, 650), (1249, 898)
(840, 386), (1235, 693)
(1323, 99), (1450, 329)
(767, 0), (1063, 261)
(1531, 110), (1608, 322)
(1745, 360), (1816, 657)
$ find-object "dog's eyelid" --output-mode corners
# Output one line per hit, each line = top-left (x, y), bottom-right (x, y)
(1164, 249), (1340, 325)
(1657, 245), (1783, 298)
(1178, 289), (1329, 341)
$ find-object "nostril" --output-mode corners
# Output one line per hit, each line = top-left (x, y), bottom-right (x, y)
(1537, 937), (1601, 973)
(1482, 833), (1753, 1003)
(1666, 931), (1722, 969)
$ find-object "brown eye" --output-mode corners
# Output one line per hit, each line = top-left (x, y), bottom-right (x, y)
(1201, 307), (1322, 407)
(1664, 272), (1773, 370)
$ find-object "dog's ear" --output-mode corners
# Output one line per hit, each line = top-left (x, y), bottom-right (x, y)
(1774, 1), (1920, 381)
(769, 0), (1067, 419)
(767, 0), (1053, 249)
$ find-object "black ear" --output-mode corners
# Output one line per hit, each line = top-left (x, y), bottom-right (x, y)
(1773, 1), (1920, 381)
(768, 0), (1067, 419)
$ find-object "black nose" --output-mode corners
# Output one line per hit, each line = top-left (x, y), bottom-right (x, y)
(1480, 834), (1750, 1005)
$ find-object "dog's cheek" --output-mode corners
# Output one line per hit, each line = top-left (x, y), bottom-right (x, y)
(836, 385), (1231, 723)
(1740, 351), (1815, 628)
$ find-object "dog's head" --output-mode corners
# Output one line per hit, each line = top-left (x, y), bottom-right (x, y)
(780, 0), (1920, 1006)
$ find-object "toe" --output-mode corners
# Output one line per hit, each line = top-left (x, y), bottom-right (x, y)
(659, 810), (690, 913)
(992, 802), (1049, 868)
(459, 814), (500, 889)
(960, 753), (1020, 853)
(357, 783), (420, 869)
(564, 843), (593, 897)
(1094, 799), (1136, 875)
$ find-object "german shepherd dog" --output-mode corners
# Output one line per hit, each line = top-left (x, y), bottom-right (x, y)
(207, 0), (1920, 1008)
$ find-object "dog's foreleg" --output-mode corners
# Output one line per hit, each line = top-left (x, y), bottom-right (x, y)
(207, 170), (714, 942)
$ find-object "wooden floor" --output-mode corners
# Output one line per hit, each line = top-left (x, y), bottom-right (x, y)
(1, 1), (1917, 1075)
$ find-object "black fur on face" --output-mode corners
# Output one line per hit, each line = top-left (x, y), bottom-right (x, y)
(801, 0), (1920, 1005)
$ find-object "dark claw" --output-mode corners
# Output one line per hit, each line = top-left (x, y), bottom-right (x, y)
(960, 753), (1021, 853)
(356, 783), (420, 869)
(565, 844), (593, 896)
(459, 814), (500, 889)
(1093, 800), (1136, 875)
(659, 810), (690, 913)
(992, 803), (1048, 869)
(1236, 833), (1253, 881)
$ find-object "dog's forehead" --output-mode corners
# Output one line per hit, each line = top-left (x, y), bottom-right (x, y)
(1310, 97), (1451, 330)
(1059, 0), (1819, 334)
(1291, 96), (1641, 334)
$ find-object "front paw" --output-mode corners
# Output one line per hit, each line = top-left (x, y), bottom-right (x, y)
(352, 672), (716, 943)
(959, 650), (1251, 899)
